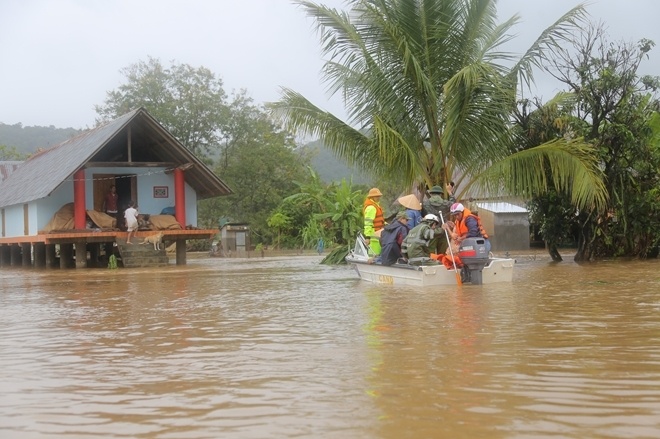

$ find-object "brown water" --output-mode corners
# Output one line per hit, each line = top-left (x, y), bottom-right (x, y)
(1, 254), (660, 439)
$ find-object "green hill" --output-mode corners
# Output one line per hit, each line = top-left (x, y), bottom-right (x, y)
(0, 121), (372, 186)
(0, 122), (82, 154)
(303, 139), (373, 185)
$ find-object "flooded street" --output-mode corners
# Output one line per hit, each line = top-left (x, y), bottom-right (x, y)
(1, 254), (660, 438)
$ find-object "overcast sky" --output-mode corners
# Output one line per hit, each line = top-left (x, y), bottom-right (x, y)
(1, 0), (658, 129)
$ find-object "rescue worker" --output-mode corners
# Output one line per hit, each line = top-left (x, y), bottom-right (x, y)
(401, 214), (440, 263)
(363, 187), (385, 255)
(422, 185), (453, 254)
(379, 211), (410, 266)
(450, 202), (491, 254)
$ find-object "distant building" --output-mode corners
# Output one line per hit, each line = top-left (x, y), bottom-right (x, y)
(473, 202), (530, 252)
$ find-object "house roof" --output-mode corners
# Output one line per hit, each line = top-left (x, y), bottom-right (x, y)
(0, 161), (22, 183)
(0, 108), (232, 208)
(475, 202), (528, 214)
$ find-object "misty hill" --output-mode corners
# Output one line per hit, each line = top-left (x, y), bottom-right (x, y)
(303, 139), (373, 185)
(0, 121), (372, 185)
(0, 122), (82, 154)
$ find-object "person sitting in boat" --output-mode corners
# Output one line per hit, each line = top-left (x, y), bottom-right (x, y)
(401, 213), (440, 264)
(379, 211), (410, 266)
(450, 202), (491, 255)
(396, 194), (422, 228)
(434, 220), (464, 270)
(363, 187), (385, 256)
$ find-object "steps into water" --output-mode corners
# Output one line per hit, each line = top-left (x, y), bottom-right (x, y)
(116, 239), (170, 268)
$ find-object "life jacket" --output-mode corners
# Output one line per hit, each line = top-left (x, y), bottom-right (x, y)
(363, 198), (385, 232)
(456, 208), (489, 239)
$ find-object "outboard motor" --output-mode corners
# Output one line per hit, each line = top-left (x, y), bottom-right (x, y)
(458, 237), (489, 284)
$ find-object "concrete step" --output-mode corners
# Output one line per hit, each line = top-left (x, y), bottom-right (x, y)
(117, 240), (170, 267)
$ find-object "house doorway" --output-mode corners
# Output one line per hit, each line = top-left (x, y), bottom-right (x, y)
(93, 174), (137, 230)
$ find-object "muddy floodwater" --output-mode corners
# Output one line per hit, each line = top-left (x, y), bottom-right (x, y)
(1, 253), (660, 438)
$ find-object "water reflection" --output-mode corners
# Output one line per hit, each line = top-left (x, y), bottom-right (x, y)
(1, 256), (659, 438)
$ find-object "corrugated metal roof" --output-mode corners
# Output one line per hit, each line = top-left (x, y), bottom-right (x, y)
(0, 108), (231, 208)
(0, 161), (22, 182)
(475, 202), (528, 214)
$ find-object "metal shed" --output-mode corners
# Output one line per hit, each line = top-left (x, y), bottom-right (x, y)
(472, 202), (530, 252)
(220, 223), (250, 257)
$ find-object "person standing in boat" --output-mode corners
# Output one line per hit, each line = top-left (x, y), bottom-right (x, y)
(450, 202), (491, 254)
(401, 214), (440, 262)
(379, 211), (410, 266)
(422, 185), (453, 254)
(363, 187), (385, 256)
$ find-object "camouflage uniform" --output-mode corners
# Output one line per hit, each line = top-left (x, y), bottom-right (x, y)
(422, 186), (453, 254)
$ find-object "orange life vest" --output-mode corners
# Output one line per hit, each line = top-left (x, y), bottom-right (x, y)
(363, 198), (385, 231)
(456, 208), (489, 239)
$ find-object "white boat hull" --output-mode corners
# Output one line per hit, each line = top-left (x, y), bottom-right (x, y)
(345, 235), (514, 286)
(346, 256), (514, 286)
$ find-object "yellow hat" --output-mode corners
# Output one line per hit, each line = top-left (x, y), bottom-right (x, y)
(367, 187), (383, 198)
(397, 194), (421, 210)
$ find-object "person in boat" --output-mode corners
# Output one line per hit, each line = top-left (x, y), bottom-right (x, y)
(450, 202), (491, 254)
(396, 194), (422, 228)
(434, 220), (464, 269)
(401, 213), (440, 263)
(422, 185), (453, 254)
(363, 187), (385, 256)
(379, 211), (410, 266)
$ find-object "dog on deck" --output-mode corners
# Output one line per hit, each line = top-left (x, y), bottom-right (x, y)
(140, 232), (164, 251)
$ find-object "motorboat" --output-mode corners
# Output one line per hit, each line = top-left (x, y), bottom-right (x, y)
(345, 235), (514, 286)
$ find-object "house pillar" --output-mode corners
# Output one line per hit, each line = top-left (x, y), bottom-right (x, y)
(175, 238), (187, 265)
(74, 169), (86, 229)
(174, 168), (186, 227)
(0, 244), (10, 267)
(75, 240), (87, 269)
(21, 243), (31, 267)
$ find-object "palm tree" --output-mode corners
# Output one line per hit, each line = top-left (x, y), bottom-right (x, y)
(270, 0), (607, 211)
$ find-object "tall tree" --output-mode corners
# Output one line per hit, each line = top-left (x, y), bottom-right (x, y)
(197, 97), (311, 244)
(544, 24), (660, 260)
(95, 57), (228, 160)
(270, 0), (607, 212)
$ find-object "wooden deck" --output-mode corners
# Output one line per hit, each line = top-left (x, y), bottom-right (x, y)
(0, 229), (216, 268)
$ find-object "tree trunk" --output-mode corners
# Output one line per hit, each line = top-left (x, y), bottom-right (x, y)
(547, 243), (563, 262)
(574, 223), (594, 262)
